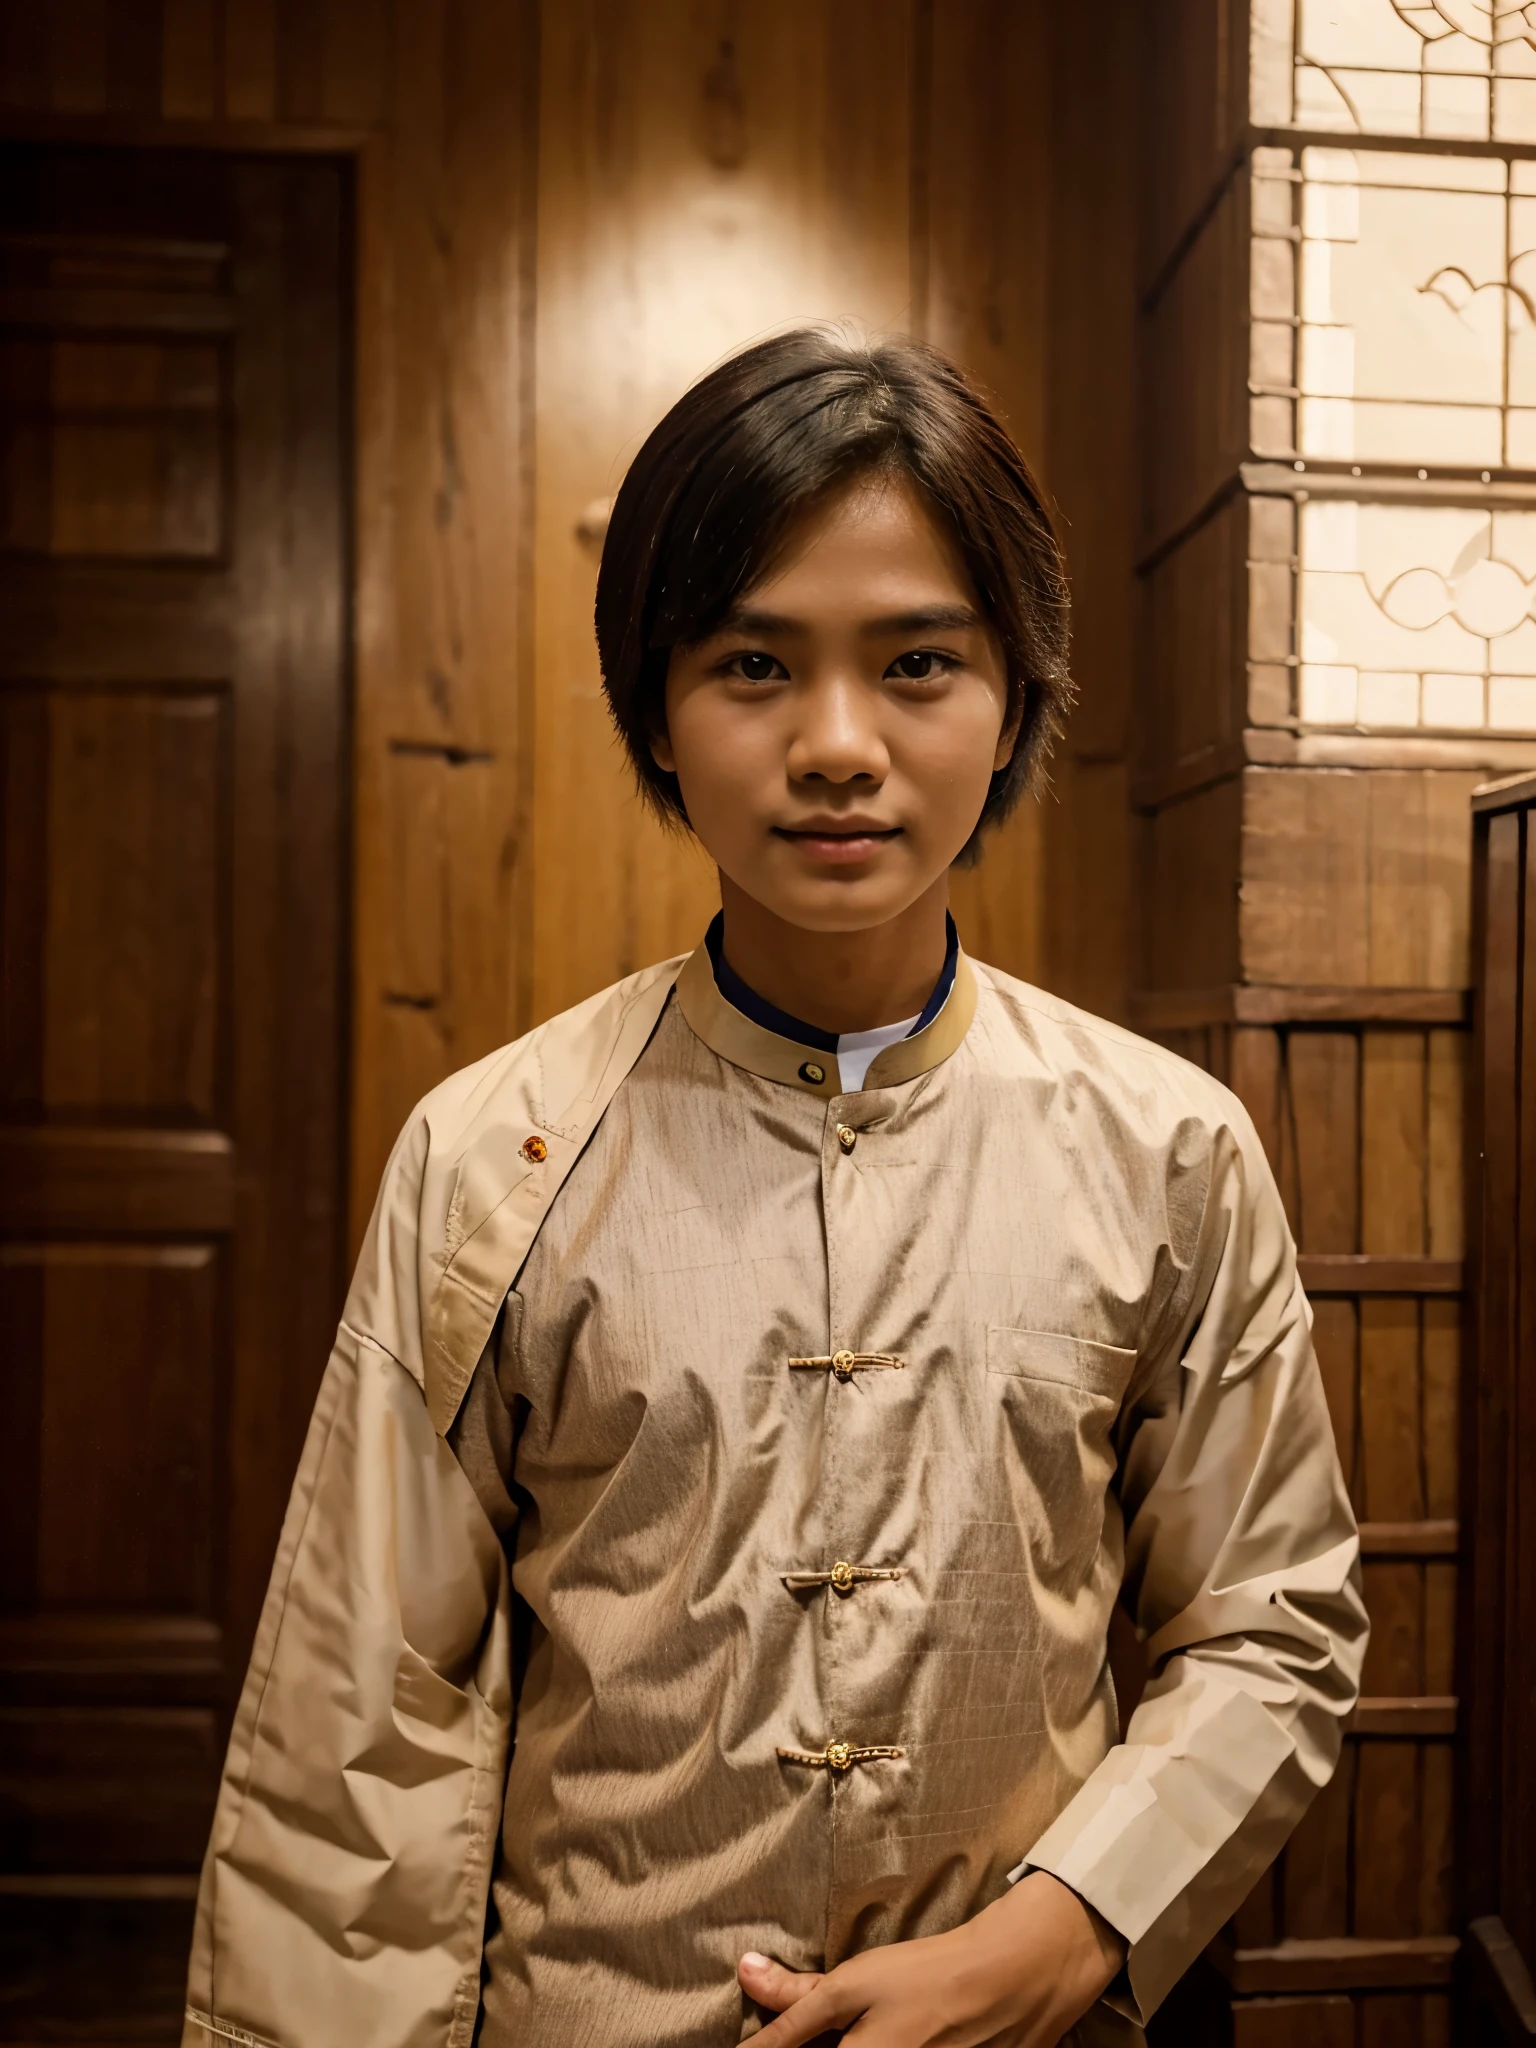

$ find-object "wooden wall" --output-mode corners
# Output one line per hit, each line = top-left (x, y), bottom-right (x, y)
(528, 0), (1057, 1027)
(0, 0), (1140, 1236)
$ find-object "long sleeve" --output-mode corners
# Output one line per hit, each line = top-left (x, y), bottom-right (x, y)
(1015, 1105), (1368, 2023)
(184, 1118), (515, 2048)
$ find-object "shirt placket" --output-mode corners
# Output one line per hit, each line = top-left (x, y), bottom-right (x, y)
(775, 1100), (908, 1794)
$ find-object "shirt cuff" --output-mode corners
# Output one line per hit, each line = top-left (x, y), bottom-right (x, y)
(1007, 1678), (1299, 2023)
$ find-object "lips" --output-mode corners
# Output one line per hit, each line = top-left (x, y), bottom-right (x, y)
(773, 822), (902, 866)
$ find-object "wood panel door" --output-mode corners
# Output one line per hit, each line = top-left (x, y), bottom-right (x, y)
(0, 145), (349, 2035)
(1466, 774), (1536, 2042)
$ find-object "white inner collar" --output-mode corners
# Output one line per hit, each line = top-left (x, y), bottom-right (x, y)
(835, 1014), (921, 1092)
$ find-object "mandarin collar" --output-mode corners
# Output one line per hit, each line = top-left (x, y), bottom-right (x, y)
(673, 941), (977, 1099)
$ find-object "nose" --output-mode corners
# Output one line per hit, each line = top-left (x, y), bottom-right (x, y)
(783, 671), (890, 788)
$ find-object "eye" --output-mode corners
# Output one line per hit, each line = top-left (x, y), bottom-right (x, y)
(726, 651), (786, 683)
(886, 649), (952, 682)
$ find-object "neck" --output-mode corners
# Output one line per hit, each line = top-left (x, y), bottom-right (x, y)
(716, 874), (951, 1035)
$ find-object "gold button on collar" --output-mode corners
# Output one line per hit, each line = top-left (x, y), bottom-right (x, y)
(799, 1060), (825, 1085)
(520, 1134), (548, 1163)
(836, 1123), (856, 1153)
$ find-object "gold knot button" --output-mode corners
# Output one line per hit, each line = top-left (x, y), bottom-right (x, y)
(836, 1123), (857, 1153)
(830, 1559), (856, 1592)
(824, 1741), (854, 1772)
(831, 1350), (856, 1380)
(799, 1061), (826, 1085)
(520, 1134), (548, 1164)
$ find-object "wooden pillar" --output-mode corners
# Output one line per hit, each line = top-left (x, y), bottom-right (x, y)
(1136, 3), (1536, 2039)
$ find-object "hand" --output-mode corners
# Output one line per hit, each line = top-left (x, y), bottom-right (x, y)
(738, 1871), (1126, 2048)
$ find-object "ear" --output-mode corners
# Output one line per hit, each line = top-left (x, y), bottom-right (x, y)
(649, 726), (676, 773)
(993, 688), (1025, 773)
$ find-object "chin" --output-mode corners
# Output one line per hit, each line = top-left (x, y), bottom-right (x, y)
(763, 885), (927, 935)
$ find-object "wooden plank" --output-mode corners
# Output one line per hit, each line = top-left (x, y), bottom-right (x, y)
(275, 0), (325, 121)
(1361, 1030), (1428, 1256)
(1467, 1917), (1536, 2038)
(0, 1613), (224, 1698)
(1465, 809), (1521, 1920)
(1359, 1562), (1423, 1698)
(1228, 1025), (1284, 1183)
(1037, 758), (1133, 1024)
(0, 1128), (235, 1232)
(1423, 1559), (1456, 1698)
(1288, 1032), (1358, 1252)
(1358, 1300), (1424, 1521)
(1472, 768), (1536, 814)
(1231, 1862), (1280, 1951)
(1512, 812), (1536, 1968)
(1142, 182), (1250, 559)
(1425, 1030), (1465, 1260)
(1359, 1521), (1457, 1558)
(1127, 986), (1470, 1029)
(0, 1871), (200, 1898)
(1353, 996), (1431, 1955)
(0, 1704), (221, 1869)
(1361, 1992), (1453, 2048)
(1418, 1741), (1454, 1937)
(1281, 1743), (1354, 1940)
(1298, 1256), (1463, 1295)
(348, 0), (537, 1237)
(1310, 1297), (1359, 1503)
(223, 0), (279, 121)
(47, 0), (109, 115)
(0, 283), (235, 331)
(0, 4), (50, 111)
(1039, 0), (1136, 1023)
(1241, 769), (1482, 991)
(1139, 491), (1247, 791)
(1421, 1301), (1460, 1536)
(0, 1887), (195, 2036)
(1136, 0), (1247, 296)
(104, 0), (163, 115)
(219, 154), (351, 1693)
(1142, 776), (1244, 994)
(1217, 1936), (1460, 1995)
(319, 0), (391, 125)
(160, 0), (220, 120)
(1352, 1697), (1458, 1738)
(1231, 2000), (1354, 2048)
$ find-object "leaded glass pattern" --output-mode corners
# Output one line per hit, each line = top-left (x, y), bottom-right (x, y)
(1297, 148), (1536, 469)
(1299, 498), (1536, 728)
(1262, 0), (1536, 143)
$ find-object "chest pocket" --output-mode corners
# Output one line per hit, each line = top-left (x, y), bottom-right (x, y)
(985, 1326), (1135, 1405)
(986, 1326), (1135, 1586)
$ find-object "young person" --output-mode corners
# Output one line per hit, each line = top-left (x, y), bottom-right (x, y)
(183, 331), (1366, 2048)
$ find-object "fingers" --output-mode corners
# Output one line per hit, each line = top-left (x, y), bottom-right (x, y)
(749, 1978), (852, 2048)
(738, 1951), (823, 2013)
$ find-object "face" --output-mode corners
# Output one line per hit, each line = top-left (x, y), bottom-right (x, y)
(652, 474), (1016, 935)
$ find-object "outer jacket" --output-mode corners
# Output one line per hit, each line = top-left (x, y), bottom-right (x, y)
(183, 951), (1364, 2048)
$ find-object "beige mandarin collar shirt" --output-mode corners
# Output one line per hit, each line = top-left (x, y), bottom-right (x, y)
(440, 941), (1368, 2048)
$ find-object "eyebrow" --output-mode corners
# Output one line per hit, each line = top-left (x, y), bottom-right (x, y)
(716, 602), (986, 637)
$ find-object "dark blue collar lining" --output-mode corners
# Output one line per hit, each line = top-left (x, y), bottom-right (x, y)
(704, 912), (959, 1054)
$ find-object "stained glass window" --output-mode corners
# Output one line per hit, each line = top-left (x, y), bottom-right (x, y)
(1249, 0), (1536, 743)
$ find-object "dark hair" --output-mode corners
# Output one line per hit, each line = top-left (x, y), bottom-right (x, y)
(594, 327), (1072, 865)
